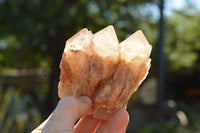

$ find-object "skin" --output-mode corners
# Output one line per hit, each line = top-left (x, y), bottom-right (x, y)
(32, 96), (129, 133)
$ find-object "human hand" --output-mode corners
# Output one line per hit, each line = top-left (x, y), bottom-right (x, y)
(32, 96), (129, 133)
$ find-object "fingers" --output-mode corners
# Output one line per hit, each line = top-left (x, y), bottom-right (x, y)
(32, 96), (129, 133)
(95, 120), (111, 133)
(95, 110), (129, 133)
(74, 114), (102, 133)
(75, 110), (129, 133)
(107, 110), (129, 133)
(41, 96), (92, 133)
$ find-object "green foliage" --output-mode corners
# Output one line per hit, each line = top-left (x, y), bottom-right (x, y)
(0, 0), (200, 132)
(0, 0), (200, 71)
(0, 85), (41, 133)
(0, 0), (157, 69)
(165, 7), (200, 70)
(140, 122), (174, 133)
(0, 1), (159, 132)
(140, 102), (200, 133)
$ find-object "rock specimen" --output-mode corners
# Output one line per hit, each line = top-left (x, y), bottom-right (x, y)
(58, 25), (152, 120)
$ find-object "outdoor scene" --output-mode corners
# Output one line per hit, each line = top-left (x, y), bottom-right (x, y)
(0, 0), (200, 132)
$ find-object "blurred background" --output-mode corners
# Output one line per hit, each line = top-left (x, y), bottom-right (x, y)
(0, 0), (200, 132)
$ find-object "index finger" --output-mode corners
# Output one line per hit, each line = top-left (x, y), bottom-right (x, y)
(107, 110), (129, 133)
(74, 114), (102, 133)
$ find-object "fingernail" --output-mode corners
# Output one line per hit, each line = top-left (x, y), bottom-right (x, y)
(79, 96), (91, 104)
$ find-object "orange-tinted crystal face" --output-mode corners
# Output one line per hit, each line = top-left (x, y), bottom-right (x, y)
(58, 25), (152, 120)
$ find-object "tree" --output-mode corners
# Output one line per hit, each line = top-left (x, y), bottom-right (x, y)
(165, 7), (200, 71)
(0, 0), (157, 112)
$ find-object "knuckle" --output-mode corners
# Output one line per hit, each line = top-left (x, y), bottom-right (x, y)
(58, 96), (78, 111)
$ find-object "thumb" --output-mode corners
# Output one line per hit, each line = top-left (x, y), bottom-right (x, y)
(41, 96), (91, 133)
